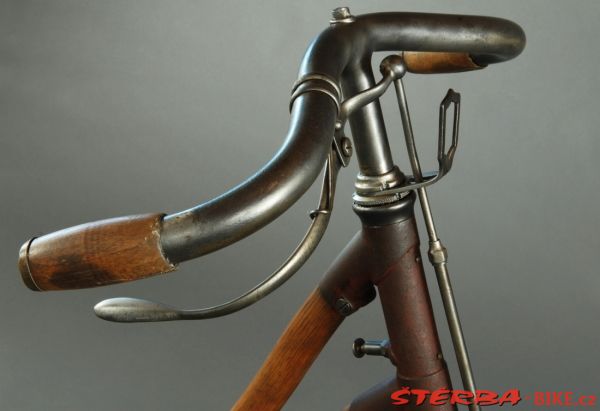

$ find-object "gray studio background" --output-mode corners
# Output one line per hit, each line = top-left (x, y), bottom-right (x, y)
(1, 1), (599, 410)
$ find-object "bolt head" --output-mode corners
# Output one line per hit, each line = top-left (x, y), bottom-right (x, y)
(353, 338), (366, 358)
(330, 7), (355, 24)
(335, 298), (354, 316)
(332, 7), (351, 20)
(341, 137), (353, 158)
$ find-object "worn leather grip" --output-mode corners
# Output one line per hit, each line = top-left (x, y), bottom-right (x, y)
(18, 213), (176, 291)
(402, 51), (484, 74)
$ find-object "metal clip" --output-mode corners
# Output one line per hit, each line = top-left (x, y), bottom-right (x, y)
(373, 87), (461, 197)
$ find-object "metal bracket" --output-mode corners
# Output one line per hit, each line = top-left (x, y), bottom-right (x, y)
(372, 88), (460, 197)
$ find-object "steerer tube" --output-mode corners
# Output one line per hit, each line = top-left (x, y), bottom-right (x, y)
(18, 12), (525, 291)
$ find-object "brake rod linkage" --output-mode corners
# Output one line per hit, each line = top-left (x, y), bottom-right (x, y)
(385, 55), (481, 411)
(95, 143), (344, 322)
(95, 75), (360, 323)
(95, 59), (418, 323)
(95, 57), (434, 323)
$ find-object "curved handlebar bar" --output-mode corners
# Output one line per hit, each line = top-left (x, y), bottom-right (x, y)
(18, 12), (525, 291)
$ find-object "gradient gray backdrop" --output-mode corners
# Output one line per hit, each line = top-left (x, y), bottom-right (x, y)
(1, 1), (599, 410)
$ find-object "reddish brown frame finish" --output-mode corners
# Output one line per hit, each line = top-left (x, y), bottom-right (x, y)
(233, 197), (455, 411)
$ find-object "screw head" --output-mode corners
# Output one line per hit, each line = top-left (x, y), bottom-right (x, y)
(341, 137), (353, 158)
(335, 298), (354, 316)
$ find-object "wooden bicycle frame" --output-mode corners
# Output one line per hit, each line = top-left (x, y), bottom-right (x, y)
(233, 193), (454, 411)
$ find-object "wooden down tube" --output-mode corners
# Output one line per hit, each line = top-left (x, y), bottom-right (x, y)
(231, 289), (344, 410)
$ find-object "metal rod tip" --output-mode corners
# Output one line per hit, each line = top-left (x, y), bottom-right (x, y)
(94, 297), (181, 323)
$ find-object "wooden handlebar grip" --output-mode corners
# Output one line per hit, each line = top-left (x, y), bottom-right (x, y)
(18, 213), (176, 291)
(232, 289), (344, 411)
(402, 51), (484, 74)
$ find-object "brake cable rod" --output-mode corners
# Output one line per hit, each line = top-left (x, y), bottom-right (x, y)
(391, 56), (481, 411)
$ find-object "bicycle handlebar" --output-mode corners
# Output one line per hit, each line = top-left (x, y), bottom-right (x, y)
(18, 12), (525, 291)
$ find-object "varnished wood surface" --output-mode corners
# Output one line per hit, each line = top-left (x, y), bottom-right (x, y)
(403, 51), (483, 74)
(231, 289), (343, 411)
(18, 213), (175, 291)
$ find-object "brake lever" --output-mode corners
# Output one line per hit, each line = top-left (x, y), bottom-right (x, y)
(94, 65), (402, 323)
(95, 134), (347, 322)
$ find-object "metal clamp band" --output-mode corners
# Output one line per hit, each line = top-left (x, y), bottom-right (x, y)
(290, 73), (341, 115)
(292, 73), (342, 98)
